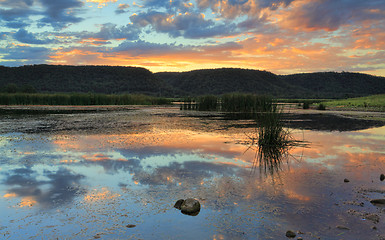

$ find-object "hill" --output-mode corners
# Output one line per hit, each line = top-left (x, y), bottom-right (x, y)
(1, 65), (384, 98)
(156, 69), (385, 98)
(0, 65), (172, 96)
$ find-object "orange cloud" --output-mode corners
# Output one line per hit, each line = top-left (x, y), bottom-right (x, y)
(86, 0), (117, 8)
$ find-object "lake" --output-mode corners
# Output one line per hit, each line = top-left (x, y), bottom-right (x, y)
(0, 106), (384, 239)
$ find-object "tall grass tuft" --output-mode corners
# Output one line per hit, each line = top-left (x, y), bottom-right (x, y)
(249, 105), (306, 176)
(0, 93), (171, 106)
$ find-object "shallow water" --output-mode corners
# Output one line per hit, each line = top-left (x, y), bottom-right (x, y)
(1, 107), (385, 239)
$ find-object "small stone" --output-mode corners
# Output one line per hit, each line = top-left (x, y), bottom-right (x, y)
(286, 230), (296, 238)
(180, 198), (201, 215)
(174, 199), (184, 210)
(372, 226), (378, 230)
(344, 178), (350, 183)
(126, 224), (136, 228)
(297, 237), (303, 240)
(380, 174), (385, 181)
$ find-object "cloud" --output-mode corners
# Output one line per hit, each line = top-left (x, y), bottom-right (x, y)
(115, 3), (130, 14)
(14, 29), (53, 44)
(140, 0), (194, 12)
(277, 0), (385, 31)
(130, 11), (238, 38)
(92, 23), (141, 40)
(39, 0), (84, 29)
(87, 0), (117, 8)
(0, 45), (52, 66)
(196, 0), (295, 19)
(0, 0), (85, 29)
(113, 40), (185, 56)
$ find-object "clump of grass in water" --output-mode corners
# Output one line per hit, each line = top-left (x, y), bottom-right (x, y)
(250, 105), (306, 176)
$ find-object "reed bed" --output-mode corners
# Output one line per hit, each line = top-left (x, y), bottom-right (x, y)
(180, 93), (274, 112)
(0, 93), (171, 106)
(249, 105), (307, 176)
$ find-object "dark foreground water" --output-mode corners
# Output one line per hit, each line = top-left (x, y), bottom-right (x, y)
(0, 107), (384, 239)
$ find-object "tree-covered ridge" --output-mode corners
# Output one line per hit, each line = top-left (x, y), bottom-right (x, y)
(156, 69), (385, 98)
(1, 65), (384, 98)
(0, 65), (171, 96)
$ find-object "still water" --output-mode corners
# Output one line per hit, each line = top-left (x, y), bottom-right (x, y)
(0, 107), (384, 239)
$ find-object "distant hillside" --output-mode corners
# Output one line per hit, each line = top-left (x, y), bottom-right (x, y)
(155, 68), (292, 96)
(0, 65), (172, 96)
(1, 65), (384, 98)
(156, 69), (385, 98)
(280, 72), (385, 98)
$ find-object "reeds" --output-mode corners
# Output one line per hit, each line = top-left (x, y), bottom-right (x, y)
(221, 93), (273, 113)
(0, 93), (171, 105)
(180, 93), (274, 113)
(197, 95), (218, 111)
(250, 105), (306, 176)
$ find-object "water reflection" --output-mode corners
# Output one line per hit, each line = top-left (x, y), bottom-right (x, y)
(2, 167), (85, 208)
(0, 108), (384, 239)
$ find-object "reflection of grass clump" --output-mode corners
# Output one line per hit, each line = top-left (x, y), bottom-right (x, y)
(251, 105), (306, 176)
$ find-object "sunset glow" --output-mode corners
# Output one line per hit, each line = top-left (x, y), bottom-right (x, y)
(0, 0), (384, 76)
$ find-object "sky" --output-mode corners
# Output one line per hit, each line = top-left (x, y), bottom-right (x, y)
(0, 0), (384, 76)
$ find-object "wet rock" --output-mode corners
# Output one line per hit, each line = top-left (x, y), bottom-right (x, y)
(181, 198), (201, 214)
(336, 225), (350, 230)
(344, 178), (350, 183)
(285, 230), (296, 238)
(370, 199), (385, 206)
(174, 199), (184, 210)
(126, 224), (136, 228)
(381, 174), (385, 181)
(174, 198), (201, 216)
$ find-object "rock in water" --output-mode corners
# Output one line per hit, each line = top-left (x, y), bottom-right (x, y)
(285, 230), (296, 238)
(174, 199), (184, 210)
(180, 198), (201, 215)
(380, 174), (385, 181)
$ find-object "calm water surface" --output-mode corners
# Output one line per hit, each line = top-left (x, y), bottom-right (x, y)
(0, 107), (384, 239)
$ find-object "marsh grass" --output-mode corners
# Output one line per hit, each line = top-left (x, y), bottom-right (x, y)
(221, 93), (273, 113)
(323, 94), (385, 111)
(197, 95), (218, 111)
(0, 93), (171, 106)
(248, 105), (307, 176)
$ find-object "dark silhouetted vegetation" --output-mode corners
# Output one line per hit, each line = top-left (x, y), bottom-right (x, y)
(196, 95), (218, 111)
(157, 69), (385, 98)
(0, 65), (172, 96)
(0, 93), (171, 106)
(1, 65), (384, 99)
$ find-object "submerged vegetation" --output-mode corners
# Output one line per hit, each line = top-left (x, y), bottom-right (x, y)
(0, 93), (171, 106)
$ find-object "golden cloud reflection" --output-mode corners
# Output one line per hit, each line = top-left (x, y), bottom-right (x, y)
(3, 193), (37, 208)
(84, 188), (120, 203)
